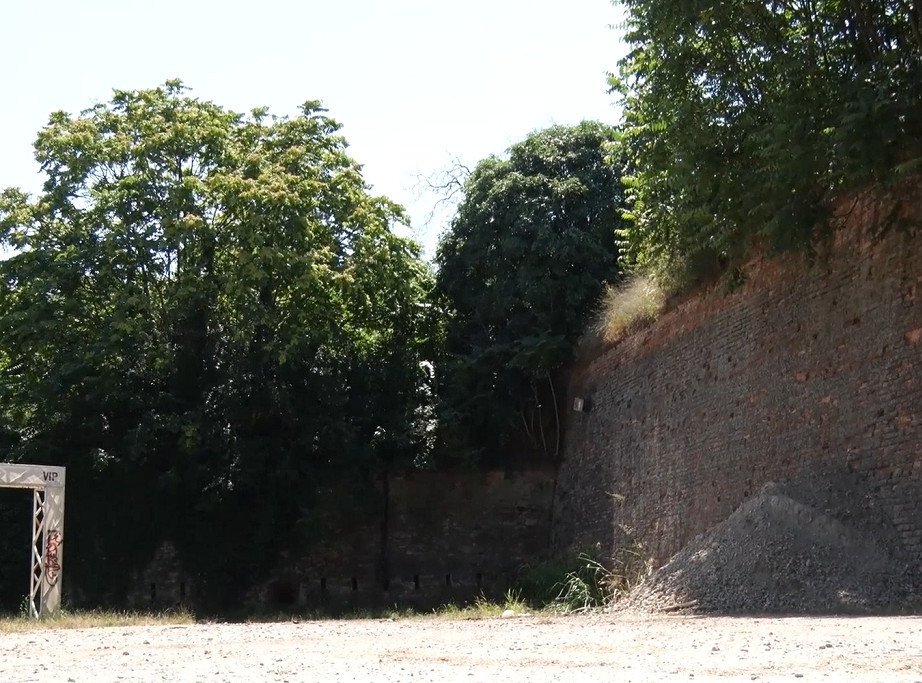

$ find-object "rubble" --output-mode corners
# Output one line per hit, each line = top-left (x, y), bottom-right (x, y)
(622, 475), (921, 614)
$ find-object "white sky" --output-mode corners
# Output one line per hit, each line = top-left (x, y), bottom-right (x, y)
(1, 0), (625, 256)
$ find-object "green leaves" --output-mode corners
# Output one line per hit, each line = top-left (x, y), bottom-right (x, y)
(0, 83), (437, 606)
(435, 122), (625, 464)
(615, 0), (922, 283)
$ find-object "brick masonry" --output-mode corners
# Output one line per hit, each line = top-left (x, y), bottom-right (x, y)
(553, 196), (922, 569)
(139, 469), (555, 609)
(291, 468), (555, 607)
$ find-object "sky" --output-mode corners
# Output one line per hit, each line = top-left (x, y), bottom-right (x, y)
(1, 0), (626, 256)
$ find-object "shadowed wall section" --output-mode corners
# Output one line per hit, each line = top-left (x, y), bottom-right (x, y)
(138, 469), (555, 610)
(291, 468), (555, 608)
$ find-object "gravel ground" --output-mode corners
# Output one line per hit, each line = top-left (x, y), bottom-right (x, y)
(2, 613), (922, 682)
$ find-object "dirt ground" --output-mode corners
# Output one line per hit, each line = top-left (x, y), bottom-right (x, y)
(2, 613), (921, 682)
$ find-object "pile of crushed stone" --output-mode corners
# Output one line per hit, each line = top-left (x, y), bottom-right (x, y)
(622, 475), (921, 614)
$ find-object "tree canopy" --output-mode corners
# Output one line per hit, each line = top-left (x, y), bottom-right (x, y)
(435, 121), (625, 465)
(0, 82), (437, 607)
(615, 0), (922, 282)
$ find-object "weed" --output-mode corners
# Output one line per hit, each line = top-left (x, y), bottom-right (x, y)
(515, 555), (586, 607)
(606, 539), (653, 602)
(499, 588), (530, 614)
(428, 589), (532, 620)
(554, 552), (612, 612)
(520, 538), (653, 613)
(592, 275), (666, 344)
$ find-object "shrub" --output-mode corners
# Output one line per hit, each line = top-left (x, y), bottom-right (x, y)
(514, 540), (653, 612)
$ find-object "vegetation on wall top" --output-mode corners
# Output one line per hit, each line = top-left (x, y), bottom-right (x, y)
(614, 0), (922, 285)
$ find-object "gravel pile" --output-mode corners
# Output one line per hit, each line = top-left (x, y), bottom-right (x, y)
(622, 475), (921, 614)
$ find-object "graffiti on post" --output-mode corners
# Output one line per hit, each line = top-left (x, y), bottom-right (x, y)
(45, 530), (62, 585)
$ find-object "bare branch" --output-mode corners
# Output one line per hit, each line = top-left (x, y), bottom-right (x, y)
(410, 155), (472, 232)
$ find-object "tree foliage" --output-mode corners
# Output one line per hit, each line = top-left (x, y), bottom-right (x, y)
(615, 0), (922, 281)
(435, 122), (625, 465)
(0, 82), (437, 607)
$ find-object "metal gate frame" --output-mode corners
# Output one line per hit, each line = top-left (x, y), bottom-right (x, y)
(0, 463), (66, 618)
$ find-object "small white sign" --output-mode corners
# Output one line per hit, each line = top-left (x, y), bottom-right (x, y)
(0, 463), (66, 489)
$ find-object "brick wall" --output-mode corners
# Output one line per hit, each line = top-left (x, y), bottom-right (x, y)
(553, 197), (922, 568)
(292, 468), (555, 608)
(139, 468), (554, 610)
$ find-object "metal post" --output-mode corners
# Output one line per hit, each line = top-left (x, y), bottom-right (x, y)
(29, 489), (45, 618)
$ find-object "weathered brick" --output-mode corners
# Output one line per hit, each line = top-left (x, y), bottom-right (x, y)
(553, 204), (922, 569)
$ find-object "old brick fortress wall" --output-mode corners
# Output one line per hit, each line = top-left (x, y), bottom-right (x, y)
(139, 469), (554, 610)
(553, 199), (922, 568)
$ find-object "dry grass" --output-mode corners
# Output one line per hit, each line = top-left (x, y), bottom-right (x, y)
(0, 608), (195, 632)
(0, 596), (545, 631)
(593, 275), (666, 344)
(356, 591), (539, 622)
(427, 591), (534, 620)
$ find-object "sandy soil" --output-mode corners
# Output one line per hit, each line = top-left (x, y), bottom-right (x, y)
(2, 613), (921, 682)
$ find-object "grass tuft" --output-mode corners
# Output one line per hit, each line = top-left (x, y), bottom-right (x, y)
(514, 538), (653, 614)
(0, 608), (195, 633)
(429, 590), (532, 620)
(554, 542), (652, 612)
(593, 275), (665, 344)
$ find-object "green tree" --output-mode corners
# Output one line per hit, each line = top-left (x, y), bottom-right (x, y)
(435, 122), (625, 465)
(615, 0), (922, 282)
(0, 81), (436, 607)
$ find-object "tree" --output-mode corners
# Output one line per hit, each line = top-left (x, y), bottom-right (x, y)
(0, 81), (437, 607)
(614, 0), (922, 282)
(435, 122), (625, 465)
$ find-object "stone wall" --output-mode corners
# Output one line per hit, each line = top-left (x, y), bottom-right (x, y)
(553, 196), (922, 568)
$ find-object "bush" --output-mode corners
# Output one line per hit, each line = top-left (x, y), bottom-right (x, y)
(514, 541), (652, 612)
